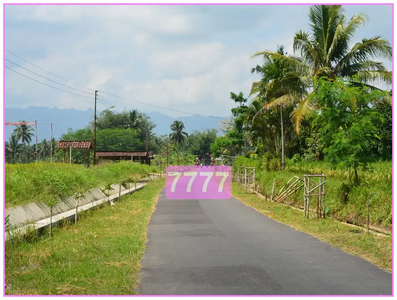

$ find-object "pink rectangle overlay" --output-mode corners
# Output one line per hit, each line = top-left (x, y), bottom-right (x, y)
(166, 166), (232, 199)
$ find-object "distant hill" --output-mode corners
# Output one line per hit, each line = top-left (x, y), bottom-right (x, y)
(4, 106), (225, 142)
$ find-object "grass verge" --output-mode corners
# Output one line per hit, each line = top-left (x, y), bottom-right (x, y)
(5, 161), (158, 208)
(233, 183), (392, 273)
(5, 179), (165, 295)
(233, 157), (392, 228)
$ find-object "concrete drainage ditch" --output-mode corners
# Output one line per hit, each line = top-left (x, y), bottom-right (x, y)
(5, 174), (161, 240)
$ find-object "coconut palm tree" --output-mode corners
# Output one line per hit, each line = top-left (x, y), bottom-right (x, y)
(128, 110), (142, 130)
(169, 121), (188, 145)
(293, 5), (391, 82)
(13, 121), (34, 145)
(253, 5), (392, 132)
(25, 144), (36, 163)
(13, 121), (35, 163)
(39, 139), (50, 160)
(250, 46), (310, 168)
(5, 134), (21, 164)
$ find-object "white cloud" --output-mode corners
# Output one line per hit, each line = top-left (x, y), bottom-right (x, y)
(5, 4), (393, 119)
(123, 51), (255, 117)
(150, 42), (225, 77)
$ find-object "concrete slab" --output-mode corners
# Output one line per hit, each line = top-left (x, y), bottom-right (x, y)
(6, 180), (152, 237)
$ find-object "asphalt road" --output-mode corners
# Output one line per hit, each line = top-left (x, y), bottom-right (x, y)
(137, 188), (392, 295)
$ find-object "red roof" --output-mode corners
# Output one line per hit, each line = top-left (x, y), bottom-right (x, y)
(57, 141), (92, 149)
(95, 151), (151, 157)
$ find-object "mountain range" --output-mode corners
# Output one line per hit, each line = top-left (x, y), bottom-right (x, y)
(4, 106), (226, 142)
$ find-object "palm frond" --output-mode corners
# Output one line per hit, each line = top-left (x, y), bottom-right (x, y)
(355, 70), (392, 85)
(291, 93), (315, 134)
(343, 13), (367, 38)
(336, 36), (392, 75)
(293, 30), (316, 64)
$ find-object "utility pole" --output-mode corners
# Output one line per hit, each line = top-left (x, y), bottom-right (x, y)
(35, 119), (38, 163)
(166, 138), (169, 167)
(50, 122), (53, 163)
(93, 90), (98, 166)
(146, 133), (155, 164)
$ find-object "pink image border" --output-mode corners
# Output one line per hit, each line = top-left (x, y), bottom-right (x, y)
(2, 2), (394, 297)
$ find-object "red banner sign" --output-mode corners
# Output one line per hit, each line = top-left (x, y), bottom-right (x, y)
(5, 122), (35, 125)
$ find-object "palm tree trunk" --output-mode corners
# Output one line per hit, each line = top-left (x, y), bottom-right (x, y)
(280, 106), (285, 171)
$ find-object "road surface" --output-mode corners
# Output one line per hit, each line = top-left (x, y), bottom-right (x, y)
(137, 189), (392, 295)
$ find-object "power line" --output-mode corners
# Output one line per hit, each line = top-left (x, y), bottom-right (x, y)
(5, 49), (94, 92)
(97, 95), (119, 114)
(99, 91), (225, 119)
(6, 50), (226, 120)
(5, 59), (93, 96)
(97, 97), (117, 114)
(97, 97), (114, 113)
(5, 67), (92, 99)
(97, 94), (113, 108)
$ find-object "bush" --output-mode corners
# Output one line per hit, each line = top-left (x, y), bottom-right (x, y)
(290, 153), (301, 163)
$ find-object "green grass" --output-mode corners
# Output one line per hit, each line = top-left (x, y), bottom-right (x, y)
(5, 179), (165, 295)
(233, 184), (392, 272)
(5, 161), (159, 208)
(233, 157), (392, 228)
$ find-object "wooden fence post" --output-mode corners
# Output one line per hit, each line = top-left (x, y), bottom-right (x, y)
(271, 179), (275, 201)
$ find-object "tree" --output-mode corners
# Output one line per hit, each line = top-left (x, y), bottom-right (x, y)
(250, 46), (309, 167)
(39, 139), (51, 160)
(314, 77), (388, 185)
(229, 92), (250, 154)
(169, 121), (188, 145)
(370, 100), (392, 160)
(95, 109), (156, 140)
(294, 5), (391, 83)
(253, 5), (392, 131)
(210, 135), (234, 157)
(24, 144), (36, 163)
(13, 121), (34, 145)
(13, 121), (35, 163)
(5, 134), (21, 164)
(96, 128), (144, 152)
(188, 129), (217, 164)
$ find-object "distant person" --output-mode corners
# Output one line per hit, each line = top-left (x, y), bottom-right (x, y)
(211, 155), (215, 166)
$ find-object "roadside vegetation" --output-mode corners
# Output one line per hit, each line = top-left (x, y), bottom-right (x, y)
(233, 184), (392, 272)
(5, 161), (158, 208)
(5, 179), (164, 295)
(211, 5), (391, 233)
(233, 157), (392, 229)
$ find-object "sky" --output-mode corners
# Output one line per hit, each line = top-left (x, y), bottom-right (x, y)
(4, 4), (393, 118)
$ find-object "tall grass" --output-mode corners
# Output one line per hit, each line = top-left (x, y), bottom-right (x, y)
(5, 180), (165, 295)
(5, 162), (158, 208)
(233, 157), (392, 228)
